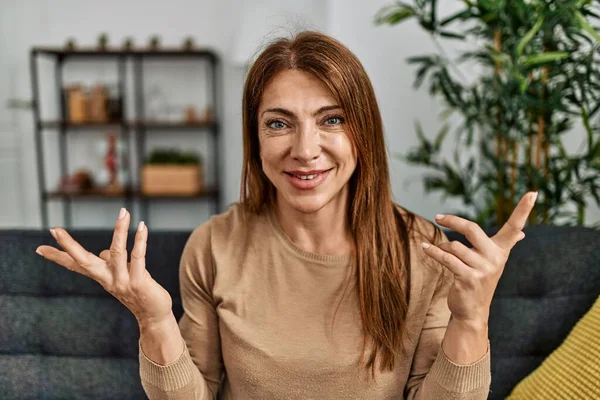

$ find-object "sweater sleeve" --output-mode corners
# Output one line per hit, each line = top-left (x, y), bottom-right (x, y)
(405, 232), (491, 400)
(139, 222), (224, 399)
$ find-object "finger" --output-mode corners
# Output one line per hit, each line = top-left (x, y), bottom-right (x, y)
(52, 228), (101, 271)
(421, 242), (471, 276)
(99, 249), (111, 263)
(36, 245), (87, 275)
(493, 192), (537, 249)
(110, 208), (130, 281)
(437, 241), (487, 270)
(130, 221), (148, 282)
(434, 214), (495, 256)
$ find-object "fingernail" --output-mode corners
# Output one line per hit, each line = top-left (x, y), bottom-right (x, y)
(35, 248), (43, 256)
(434, 214), (445, 220)
(49, 229), (57, 240)
(118, 208), (126, 220)
(531, 192), (538, 205)
(138, 221), (145, 232)
(421, 242), (431, 249)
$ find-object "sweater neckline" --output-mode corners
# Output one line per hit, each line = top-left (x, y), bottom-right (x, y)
(266, 207), (352, 266)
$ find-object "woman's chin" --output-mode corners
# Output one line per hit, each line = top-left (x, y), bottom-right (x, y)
(282, 193), (330, 215)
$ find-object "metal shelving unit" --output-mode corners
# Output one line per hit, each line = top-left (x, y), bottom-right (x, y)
(30, 47), (221, 228)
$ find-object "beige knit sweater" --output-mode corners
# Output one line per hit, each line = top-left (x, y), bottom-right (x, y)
(139, 204), (491, 399)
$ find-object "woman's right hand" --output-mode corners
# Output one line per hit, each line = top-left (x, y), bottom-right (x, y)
(35, 207), (173, 327)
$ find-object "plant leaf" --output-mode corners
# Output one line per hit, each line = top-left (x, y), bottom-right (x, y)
(521, 52), (570, 66)
(374, 5), (417, 26)
(516, 17), (544, 57)
(575, 10), (600, 42)
(434, 123), (451, 150)
(439, 31), (466, 40)
(440, 9), (473, 26)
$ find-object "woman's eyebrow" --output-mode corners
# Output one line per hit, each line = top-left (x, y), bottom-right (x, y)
(261, 105), (342, 118)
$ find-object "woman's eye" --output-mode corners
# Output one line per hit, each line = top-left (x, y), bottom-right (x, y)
(325, 116), (343, 125)
(268, 120), (286, 129)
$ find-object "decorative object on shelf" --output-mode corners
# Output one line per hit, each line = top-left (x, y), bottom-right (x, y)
(145, 85), (168, 121)
(93, 134), (128, 191)
(59, 168), (94, 194)
(148, 35), (161, 51)
(65, 85), (88, 123)
(106, 85), (123, 121)
(201, 106), (214, 122)
(65, 38), (77, 51)
(63, 83), (121, 124)
(123, 37), (134, 51)
(183, 36), (195, 51)
(142, 148), (204, 195)
(185, 105), (200, 123)
(97, 33), (109, 51)
(88, 84), (108, 123)
(103, 133), (123, 193)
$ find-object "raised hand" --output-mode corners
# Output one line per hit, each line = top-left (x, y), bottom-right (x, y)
(421, 191), (538, 324)
(35, 208), (173, 327)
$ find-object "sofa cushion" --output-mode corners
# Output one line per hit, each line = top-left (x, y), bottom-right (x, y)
(0, 229), (191, 399)
(506, 295), (600, 399)
(0, 355), (142, 400)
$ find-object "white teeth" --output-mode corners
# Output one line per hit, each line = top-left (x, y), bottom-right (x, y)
(294, 173), (317, 180)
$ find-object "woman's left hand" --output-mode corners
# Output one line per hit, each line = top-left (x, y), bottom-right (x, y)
(422, 191), (538, 325)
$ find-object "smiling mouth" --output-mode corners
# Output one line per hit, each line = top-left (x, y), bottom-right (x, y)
(285, 169), (332, 180)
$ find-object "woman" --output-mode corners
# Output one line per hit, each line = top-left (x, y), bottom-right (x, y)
(36, 31), (536, 399)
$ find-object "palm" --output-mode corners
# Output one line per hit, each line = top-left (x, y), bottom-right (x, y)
(426, 192), (537, 323)
(36, 209), (173, 326)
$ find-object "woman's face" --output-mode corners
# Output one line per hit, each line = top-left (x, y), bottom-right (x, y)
(258, 69), (357, 214)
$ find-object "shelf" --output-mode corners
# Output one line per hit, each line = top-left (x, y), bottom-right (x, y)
(45, 188), (218, 200)
(40, 121), (124, 129)
(45, 189), (130, 200)
(32, 47), (218, 61)
(135, 189), (219, 200)
(31, 43), (222, 228)
(134, 120), (218, 131)
(40, 120), (218, 131)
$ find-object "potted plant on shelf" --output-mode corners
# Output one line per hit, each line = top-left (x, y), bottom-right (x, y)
(375, 0), (600, 228)
(97, 33), (109, 51)
(141, 148), (204, 196)
(148, 35), (161, 51)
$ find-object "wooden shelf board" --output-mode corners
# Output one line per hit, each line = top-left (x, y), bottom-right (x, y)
(32, 47), (218, 60)
(41, 121), (123, 129)
(45, 189), (129, 199)
(40, 120), (217, 131)
(45, 188), (218, 200)
(133, 120), (218, 130)
(135, 189), (219, 199)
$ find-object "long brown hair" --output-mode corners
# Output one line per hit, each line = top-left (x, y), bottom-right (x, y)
(240, 31), (441, 375)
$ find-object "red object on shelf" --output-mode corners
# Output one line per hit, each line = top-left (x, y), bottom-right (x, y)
(104, 133), (118, 187)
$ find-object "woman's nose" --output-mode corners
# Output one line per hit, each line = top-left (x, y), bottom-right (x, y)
(290, 124), (321, 164)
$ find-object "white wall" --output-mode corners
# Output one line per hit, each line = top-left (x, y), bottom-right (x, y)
(1, 0), (598, 229)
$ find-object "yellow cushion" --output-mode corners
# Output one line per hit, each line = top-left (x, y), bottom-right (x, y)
(507, 295), (600, 400)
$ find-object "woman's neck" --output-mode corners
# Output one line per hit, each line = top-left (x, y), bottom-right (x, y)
(274, 194), (352, 257)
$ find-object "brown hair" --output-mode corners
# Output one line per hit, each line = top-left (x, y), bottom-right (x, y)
(240, 31), (441, 375)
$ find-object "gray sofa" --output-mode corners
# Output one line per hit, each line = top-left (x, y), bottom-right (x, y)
(1, 225), (599, 399)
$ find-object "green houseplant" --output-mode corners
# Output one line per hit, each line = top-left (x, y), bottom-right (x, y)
(145, 148), (202, 165)
(375, 0), (600, 227)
